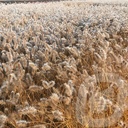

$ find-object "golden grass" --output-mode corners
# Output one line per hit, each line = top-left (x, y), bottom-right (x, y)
(0, 1), (128, 128)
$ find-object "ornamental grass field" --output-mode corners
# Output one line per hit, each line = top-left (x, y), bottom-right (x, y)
(0, 1), (128, 128)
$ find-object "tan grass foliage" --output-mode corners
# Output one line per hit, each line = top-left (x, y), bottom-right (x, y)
(0, 1), (128, 128)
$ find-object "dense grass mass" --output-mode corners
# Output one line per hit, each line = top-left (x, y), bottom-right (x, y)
(0, 1), (128, 128)
(86, 0), (128, 3)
